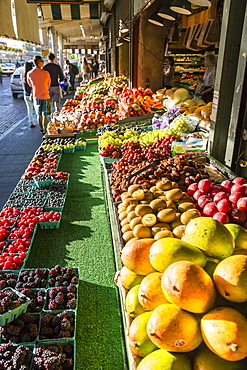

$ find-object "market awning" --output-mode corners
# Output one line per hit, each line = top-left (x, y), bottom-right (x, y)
(14, 0), (40, 44)
(40, 1), (99, 21)
(0, 0), (16, 39)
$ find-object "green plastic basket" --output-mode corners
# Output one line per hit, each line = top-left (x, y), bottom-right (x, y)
(43, 199), (65, 213)
(39, 218), (61, 229)
(63, 147), (75, 153)
(39, 310), (76, 342)
(35, 339), (75, 370)
(33, 177), (53, 188)
(0, 287), (31, 326)
(75, 144), (86, 150)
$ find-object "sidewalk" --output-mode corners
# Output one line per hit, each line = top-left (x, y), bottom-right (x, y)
(0, 91), (75, 210)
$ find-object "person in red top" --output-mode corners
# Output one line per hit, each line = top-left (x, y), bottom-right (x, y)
(27, 55), (51, 134)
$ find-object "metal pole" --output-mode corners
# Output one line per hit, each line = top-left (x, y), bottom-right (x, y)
(129, 0), (134, 88)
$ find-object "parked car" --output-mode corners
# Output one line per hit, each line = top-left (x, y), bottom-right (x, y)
(1, 63), (15, 76)
(10, 67), (24, 98)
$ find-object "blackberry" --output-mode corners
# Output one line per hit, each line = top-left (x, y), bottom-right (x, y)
(67, 284), (76, 293)
(58, 330), (71, 338)
(67, 292), (75, 300)
(60, 318), (71, 331)
(6, 279), (16, 288)
(27, 323), (39, 337)
(41, 326), (53, 337)
(8, 301), (19, 310)
(67, 298), (76, 309)
(63, 344), (73, 356)
(63, 358), (73, 370)
(3, 351), (12, 360)
(62, 281), (69, 286)
(1, 296), (12, 307)
(71, 276), (78, 284)
(55, 276), (63, 283)
(13, 319), (25, 329)
(21, 332), (31, 343)
(6, 325), (21, 336)
(48, 278), (55, 286)
(19, 313), (36, 323)
(49, 288), (57, 299)
(41, 279), (47, 287)
(54, 325), (60, 335)
(42, 312), (53, 324)
(0, 281), (6, 289)
(48, 300), (58, 310)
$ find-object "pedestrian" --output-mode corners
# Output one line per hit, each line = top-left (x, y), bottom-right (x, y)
(92, 58), (99, 78)
(21, 61), (36, 128)
(43, 52), (64, 112)
(82, 57), (92, 81)
(27, 55), (51, 134)
(196, 53), (217, 104)
(163, 56), (175, 89)
(65, 60), (75, 91)
(0, 64), (2, 85)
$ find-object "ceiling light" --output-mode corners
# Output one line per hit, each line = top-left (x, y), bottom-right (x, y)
(120, 20), (129, 33)
(170, 0), (192, 15)
(157, 5), (176, 21)
(116, 37), (123, 47)
(148, 14), (164, 27)
(187, 0), (211, 5)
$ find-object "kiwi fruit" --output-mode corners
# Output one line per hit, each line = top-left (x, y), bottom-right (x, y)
(132, 189), (145, 201)
(118, 205), (126, 214)
(171, 182), (179, 188)
(128, 184), (142, 194)
(119, 211), (128, 222)
(135, 204), (153, 217)
(150, 199), (167, 212)
(156, 179), (172, 191)
(180, 209), (201, 225)
(126, 204), (137, 213)
(121, 192), (132, 201)
(120, 218), (129, 227)
(166, 200), (176, 209)
(153, 191), (164, 199)
(122, 230), (135, 242)
(143, 192), (154, 201)
(122, 198), (138, 208)
(166, 188), (183, 201)
(141, 214), (157, 227)
(133, 224), (152, 238)
(157, 208), (177, 223)
(178, 202), (196, 213)
(127, 211), (138, 222)
(177, 196), (194, 205)
(150, 186), (158, 193)
(129, 217), (142, 230)
(154, 223), (172, 230)
(171, 220), (183, 229)
(173, 225), (186, 239)
(122, 224), (131, 234)
(154, 230), (174, 240)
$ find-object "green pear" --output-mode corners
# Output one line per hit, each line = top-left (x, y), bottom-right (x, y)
(125, 284), (146, 318)
(204, 260), (218, 278)
(128, 311), (157, 357)
(194, 344), (247, 369)
(182, 217), (235, 259)
(136, 349), (191, 370)
(225, 224), (247, 250)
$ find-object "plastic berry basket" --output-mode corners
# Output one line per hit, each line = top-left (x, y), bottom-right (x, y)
(17, 288), (47, 314)
(16, 268), (49, 289)
(0, 287), (31, 326)
(33, 175), (53, 189)
(63, 147), (75, 153)
(0, 343), (35, 370)
(75, 142), (86, 150)
(44, 288), (77, 311)
(43, 199), (65, 213)
(39, 310), (76, 342)
(34, 339), (76, 370)
(38, 217), (61, 230)
(48, 267), (79, 288)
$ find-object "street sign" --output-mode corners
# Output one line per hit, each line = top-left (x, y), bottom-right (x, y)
(27, 1), (83, 3)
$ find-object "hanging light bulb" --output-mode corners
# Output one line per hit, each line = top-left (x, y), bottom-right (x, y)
(187, 0), (211, 6)
(157, 5), (177, 21)
(116, 37), (123, 47)
(148, 14), (164, 27)
(120, 20), (129, 33)
(170, 0), (192, 15)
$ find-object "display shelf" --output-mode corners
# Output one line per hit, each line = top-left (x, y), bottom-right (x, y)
(101, 166), (134, 370)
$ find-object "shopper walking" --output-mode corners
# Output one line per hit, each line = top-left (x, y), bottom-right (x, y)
(196, 53), (217, 104)
(163, 56), (175, 89)
(82, 57), (92, 81)
(92, 58), (99, 78)
(22, 61), (36, 128)
(43, 52), (64, 112)
(27, 55), (51, 134)
(0, 64), (2, 85)
(66, 60), (76, 91)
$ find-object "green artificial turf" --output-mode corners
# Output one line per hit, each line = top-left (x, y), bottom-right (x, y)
(27, 144), (127, 370)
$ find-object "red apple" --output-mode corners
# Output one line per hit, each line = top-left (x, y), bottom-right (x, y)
(217, 199), (232, 214)
(232, 177), (246, 185)
(231, 184), (247, 196)
(197, 195), (213, 209)
(229, 209), (247, 224)
(203, 202), (218, 217)
(210, 187), (221, 197)
(220, 180), (233, 193)
(237, 197), (247, 213)
(193, 190), (207, 201)
(213, 212), (230, 224)
(198, 179), (212, 193)
(213, 192), (229, 203)
(187, 183), (198, 196)
(229, 192), (243, 204)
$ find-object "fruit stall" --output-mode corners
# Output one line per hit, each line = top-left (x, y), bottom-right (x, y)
(1, 74), (247, 370)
